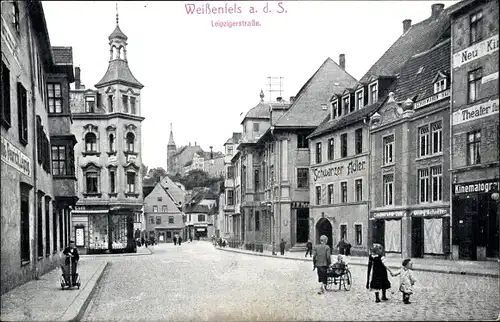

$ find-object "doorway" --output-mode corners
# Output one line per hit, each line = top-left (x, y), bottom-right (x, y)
(316, 218), (333, 250)
(296, 209), (309, 243)
(411, 217), (423, 258)
(457, 198), (477, 260)
(372, 219), (385, 247)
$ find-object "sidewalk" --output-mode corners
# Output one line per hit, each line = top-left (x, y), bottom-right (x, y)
(79, 244), (154, 259)
(217, 246), (500, 278)
(1, 259), (109, 322)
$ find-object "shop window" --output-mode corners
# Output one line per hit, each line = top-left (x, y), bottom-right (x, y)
(315, 186), (321, 205)
(122, 95), (129, 113)
(20, 184), (31, 263)
(383, 135), (394, 164)
(162, 205), (168, 212)
(355, 129), (363, 155)
(340, 133), (348, 158)
(130, 97), (136, 114)
(198, 214), (206, 222)
(1, 61), (11, 128)
(355, 224), (362, 246)
(341, 182), (347, 203)
(327, 184), (334, 204)
(168, 216), (174, 224)
(355, 179), (363, 202)
(156, 216), (161, 225)
(297, 168), (308, 188)
(17, 82), (28, 145)
(327, 138), (334, 160)
(383, 174), (394, 206)
(126, 132), (135, 152)
(316, 142), (322, 164)
(469, 11), (483, 44)
(45, 197), (50, 256)
(468, 68), (482, 103)
(297, 134), (309, 148)
(255, 211), (260, 231)
(47, 83), (62, 113)
(153, 205), (158, 212)
(85, 96), (95, 113)
(85, 171), (99, 194)
(149, 216), (154, 224)
(127, 172), (136, 193)
(431, 166), (443, 202)
(467, 130), (481, 165)
(37, 192), (43, 258)
(85, 133), (97, 152)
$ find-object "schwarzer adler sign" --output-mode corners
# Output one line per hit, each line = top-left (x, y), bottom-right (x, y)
(453, 34), (499, 69)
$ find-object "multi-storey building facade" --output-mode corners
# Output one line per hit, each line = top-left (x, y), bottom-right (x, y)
(450, 0), (499, 260)
(69, 14), (145, 254)
(1, 1), (74, 294)
(370, 39), (452, 259)
(184, 189), (218, 239)
(222, 132), (242, 239)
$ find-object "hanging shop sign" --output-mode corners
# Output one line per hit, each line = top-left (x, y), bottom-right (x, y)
(452, 99), (499, 125)
(312, 156), (367, 182)
(453, 34), (499, 69)
(453, 179), (499, 195)
(414, 89), (450, 109)
(371, 211), (405, 219)
(1, 135), (31, 177)
(411, 209), (448, 217)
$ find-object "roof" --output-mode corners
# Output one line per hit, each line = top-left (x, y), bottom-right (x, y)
(108, 25), (128, 41)
(359, 2), (463, 83)
(274, 57), (358, 128)
(172, 145), (204, 158)
(393, 39), (451, 102)
(51, 47), (73, 65)
(95, 59), (143, 88)
(224, 132), (242, 145)
(161, 176), (186, 204)
(241, 101), (271, 124)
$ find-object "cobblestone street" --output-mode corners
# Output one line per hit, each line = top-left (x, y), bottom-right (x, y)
(82, 242), (499, 321)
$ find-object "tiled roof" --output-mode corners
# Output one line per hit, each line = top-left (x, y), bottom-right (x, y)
(359, 2), (464, 83)
(172, 145), (203, 158)
(224, 132), (242, 145)
(108, 25), (128, 41)
(241, 102), (271, 123)
(51, 47), (73, 65)
(393, 39), (450, 102)
(95, 59), (143, 88)
(274, 57), (358, 128)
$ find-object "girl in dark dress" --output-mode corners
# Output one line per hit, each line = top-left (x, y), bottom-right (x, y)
(366, 243), (394, 303)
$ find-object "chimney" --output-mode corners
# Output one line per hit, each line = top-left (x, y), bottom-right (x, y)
(431, 3), (445, 19)
(403, 19), (412, 33)
(276, 97), (282, 102)
(195, 141), (197, 146)
(290, 96), (295, 103)
(75, 67), (81, 89)
(339, 54), (345, 70)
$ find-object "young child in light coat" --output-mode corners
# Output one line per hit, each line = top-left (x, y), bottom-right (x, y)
(391, 258), (417, 304)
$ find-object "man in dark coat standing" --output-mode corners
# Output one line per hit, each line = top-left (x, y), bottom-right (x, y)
(178, 236), (182, 245)
(62, 240), (80, 285)
(279, 239), (286, 255)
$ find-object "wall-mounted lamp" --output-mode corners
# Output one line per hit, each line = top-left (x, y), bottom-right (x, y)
(491, 183), (499, 201)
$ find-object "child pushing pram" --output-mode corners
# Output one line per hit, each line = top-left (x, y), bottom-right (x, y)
(60, 240), (81, 289)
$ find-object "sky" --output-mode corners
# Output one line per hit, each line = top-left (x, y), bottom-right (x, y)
(42, 0), (458, 169)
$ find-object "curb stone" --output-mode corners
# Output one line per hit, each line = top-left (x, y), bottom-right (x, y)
(80, 247), (153, 258)
(216, 247), (499, 278)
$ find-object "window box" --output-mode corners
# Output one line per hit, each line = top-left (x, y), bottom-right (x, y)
(83, 192), (102, 198)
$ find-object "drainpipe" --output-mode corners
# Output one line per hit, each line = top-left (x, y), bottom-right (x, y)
(367, 117), (372, 255)
(449, 31), (454, 260)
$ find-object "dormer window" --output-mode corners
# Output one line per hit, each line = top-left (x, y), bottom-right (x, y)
(434, 79), (447, 94)
(332, 101), (338, 118)
(343, 96), (350, 115)
(321, 104), (328, 111)
(356, 90), (364, 110)
(85, 97), (95, 113)
(369, 82), (378, 105)
(337, 100), (342, 117)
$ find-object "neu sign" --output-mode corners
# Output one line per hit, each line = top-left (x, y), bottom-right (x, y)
(453, 34), (499, 69)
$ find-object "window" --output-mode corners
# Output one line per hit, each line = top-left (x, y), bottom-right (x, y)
(156, 216), (161, 225)
(315, 186), (321, 205)
(467, 130), (481, 165)
(12, 1), (20, 32)
(470, 11), (483, 44)
(227, 166), (234, 179)
(355, 179), (363, 202)
(327, 138), (334, 160)
(431, 166), (442, 202)
(337, 100), (343, 117)
(296, 168), (308, 188)
(316, 142), (322, 163)
(254, 169), (260, 190)
(108, 95), (113, 112)
(168, 216), (174, 224)
(327, 184), (334, 204)
(47, 83), (62, 113)
(149, 216), (154, 224)
(45, 197), (50, 256)
(85, 133), (97, 152)
(227, 190), (234, 205)
(355, 128), (363, 154)
(109, 134), (115, 152)
(418, 168), (429, 203)
(255, 211), (260, 231)
(227, 146), (233, 156)
(340, 224), (347, 240)
(340, 133), (348, 158)
(198, 214), (206, 222)
(431, 121), (442, 154)
(355, 224), (362, 246)
(343, 96), (350, 115)
(332, 101), (338, 119)
(297, 134), (309, 148)
(468, 68), (482, 103)
(127, 172), (136, 193)
(126, 133), (135, 152)
(109, 170), (116, 193)
(122, 95), (129, 113)
(321, 103), (328, 111)
(370, 82), (378, 104)
(86, 172), (99, 193)
(383, 174), (394, 206)
(20, 186), (30, 262)
(17, 83), (28, 145)
(341, 182), (347, 203)
(383, 135), (394, 164)
(419, 125), (430, 157)
(153, 205), (158, 212)
(130, 97), (136, 114)
(434, 79), (446, 94)
(253, 122), (259, 132)
(356, 90), (363, 109)
(51, 146), (67, 176)
(85, 96), (95, 113)
(163, 205), (168, 212)
(37, 193), (43, 258)
(1, 61), (11, 128)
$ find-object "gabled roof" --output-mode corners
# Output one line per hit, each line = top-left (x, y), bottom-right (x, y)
(161, 176), (186, 205)
(274, 57), (358, 128)
(359, 2), (463, 83)
(241, 101), (271, 124)
(52, 47), (73, 65)
(95, 59), (144, 89)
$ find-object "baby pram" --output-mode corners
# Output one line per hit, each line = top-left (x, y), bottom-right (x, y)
(60, 255), (81, 290)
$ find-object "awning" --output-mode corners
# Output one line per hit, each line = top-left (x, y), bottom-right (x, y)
(71, 209), (109, 214)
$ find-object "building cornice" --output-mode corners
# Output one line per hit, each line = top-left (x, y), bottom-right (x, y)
(72, 112), (145, 122)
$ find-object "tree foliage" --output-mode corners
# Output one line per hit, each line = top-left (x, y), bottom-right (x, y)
(171, 169), (223, 191)
(142, 167), (168, 186)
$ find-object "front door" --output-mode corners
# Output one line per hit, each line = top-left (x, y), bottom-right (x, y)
(316, 218), (333, 250)
(458, 199), (477, 260)
(296, 209), (309, 243)
(411, 217), (423, 258)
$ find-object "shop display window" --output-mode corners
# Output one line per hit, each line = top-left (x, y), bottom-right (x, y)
(111, 215), (128, 249)
(89, 215), (109, 250)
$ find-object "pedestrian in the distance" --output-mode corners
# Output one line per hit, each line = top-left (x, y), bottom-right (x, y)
(141, 236), (145, 247)
(174, 235), (177, 246)
(305, 240), (313, 257)
(366, 243), (393, 303)
(178, 236), (182, 245)
(336, 237), (347, 255)
(279, 238), (286, 255)
(344, 240), (352, 256)
(392, 258), (417, 304)
(313, 235), (331, 295)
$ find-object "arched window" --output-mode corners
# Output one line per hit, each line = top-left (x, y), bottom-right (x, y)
(126, 132), (135, 152)
(109, 134), (115, 152)
(85, 133), (97, 152)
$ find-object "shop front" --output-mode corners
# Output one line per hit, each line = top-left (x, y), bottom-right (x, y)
(370, 210), (406, 257)
(154, 228), (183, 243)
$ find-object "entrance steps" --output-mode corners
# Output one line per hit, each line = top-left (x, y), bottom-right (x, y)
(289, 243), (307, 252)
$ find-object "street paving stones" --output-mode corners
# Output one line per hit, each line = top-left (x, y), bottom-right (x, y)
(82, 242), (500, 321)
